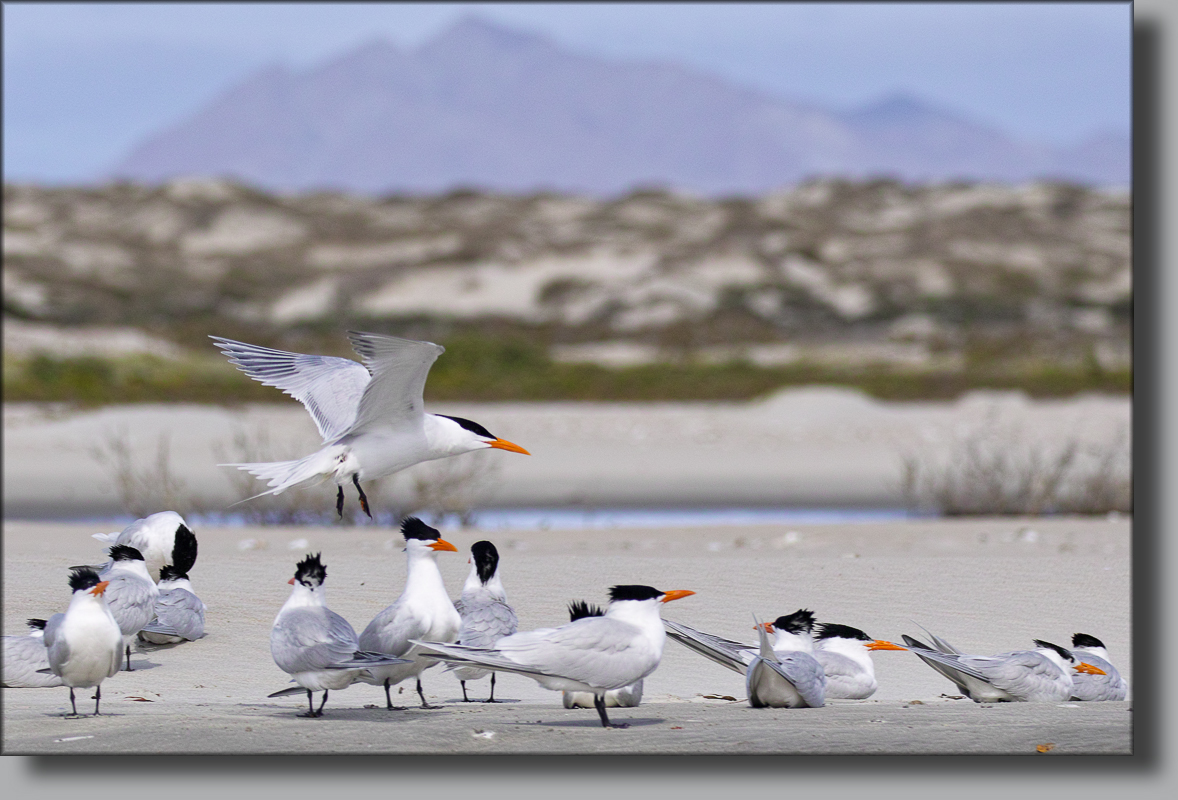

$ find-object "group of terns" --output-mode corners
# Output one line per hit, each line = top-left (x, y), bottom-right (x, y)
(5, 331), (1129, 726)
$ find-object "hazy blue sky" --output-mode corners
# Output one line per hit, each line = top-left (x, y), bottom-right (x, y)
(3, 2), (1132, 184)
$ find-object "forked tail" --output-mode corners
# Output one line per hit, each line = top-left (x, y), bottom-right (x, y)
(220, 446), (344, 502)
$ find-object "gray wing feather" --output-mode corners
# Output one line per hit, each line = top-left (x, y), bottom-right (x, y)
(211, 336), (371, 442)
(358, 598), (426, 657)
(767, 653), (827, 708)
(458, 599), (518, 650)
(1070, 653), (1127, 701)
(345, 332), (444, 436)
(100, 574), (158, 636)
(149, 587), (207, 640)
(2, 634), (62, 688)
(664, 619), (753, 674)
(272, 607), (368, 673)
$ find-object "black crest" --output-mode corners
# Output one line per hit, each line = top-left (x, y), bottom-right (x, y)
(401, 516), (441, 542)
(108, 544), (145, 562)
(772, 609), (816, 634)
(1072, 633), (1105, 650)
(437, 415), (494, 440)
(27, 618), (48, 631)
(608, 585), (663, 602)
(294, 553), (327, 587)
(470, 540), (500, 583)
(814, 623), (872, 642)
(68, 566), (102, 592)
(568, 600), (605, 621)
(1033, 639), (1074, 662)
(160, 565), (189, 582)
(171, 524), (198, 575)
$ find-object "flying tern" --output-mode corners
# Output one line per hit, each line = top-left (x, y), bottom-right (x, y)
(812, 623), (906, 700)
(91, 511), (196, 582)
(269, 553), (411, 717)
(414, 584), (694, 728)
(746, 614), (826, 708)
(1068, 633), (1128, 701)
(562, 600), (643, 710)
(3, 619), (63, 688)
(97, 545), (160, 671)
(451, 541), (518, 702)
(42, 567), (123, 717)
(357, 517), (462, 709)
(901, 634), (1107, 702)
(211, 332), (530, 518)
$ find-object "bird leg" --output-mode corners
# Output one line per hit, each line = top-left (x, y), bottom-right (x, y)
(299, 689), (326, 718)
(461, 680), (471, 702)
(594, 693), (628, 728)
(336, 486), (345, 518)
(66, 687), (80, 718)
(417, 677), (439, 709)
(485, 673), (501, 703)
(123, 644), (133, 671)
(383, 678), (407, 711)
(93, 684), (102, 715)
(317, 690), (329, 716)
(353, 475), (372, 519)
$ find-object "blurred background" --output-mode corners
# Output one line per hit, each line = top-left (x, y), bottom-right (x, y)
(2, 3), (1132, 523)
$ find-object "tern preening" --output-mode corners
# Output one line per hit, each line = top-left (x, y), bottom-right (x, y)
(42, 567), (123, 717)
(746, 614), (826, 708)
(562, 600), (643, 710)
(1068, 633), (1128, 701)
(813, 623), (906, 700)
(357, 518), (462, 709)
(211, 332), (530, 518)
(901, 633), (1107, 702)
(415, 584), (694, 728)
(269, 553), (411, 718)
(3, 619), (63, 688)
(451, 541), (518, 702)
(91, 511), (196, 582)
(97, 545), (160, 671)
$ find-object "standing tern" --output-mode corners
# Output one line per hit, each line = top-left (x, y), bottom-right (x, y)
(1068, 633), (1128, 701)
(562, 600), (643, 710)
(901, 635), (1107, 702)
(91, 511), (196, 582)
(746, 614), (826, 708)
(211, 332), (530, 518)
(357, 517), (462, 709)
(451, 541), (518, 702)
(414, 584), (694, 728)
(812, 623), (906, 700)
(269, 553), (412, 717)
(42, 567), (123, 717)
(97, 545), (160, 671)
(3, 619), (63, 688)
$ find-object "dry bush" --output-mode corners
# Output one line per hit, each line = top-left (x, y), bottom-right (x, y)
(900, 407), (1131, 516)
(88, 426), (202, 518)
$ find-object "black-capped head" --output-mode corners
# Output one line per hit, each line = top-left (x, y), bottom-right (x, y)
(608, 585), (664, 602)
(437, 415), (494, 439)
(1033, 639), (1074, 662)
(293, 553), (327, 588)
(772, 609), (816, 634)
(815, 623), (872, 643)
(108, 544), (145, 563)
(1072, 633), (1105, 650)
(171, 524), (198, 575)
(401, 516), (440, 542)
(568, 600), (605, 621)
(69, 566), (103, 593)
(470, 540), (500, 584)
(27, 618), (48, 631)
(160, 565), (189, 582)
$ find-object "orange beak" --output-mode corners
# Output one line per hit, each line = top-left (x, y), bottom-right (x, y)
(1074, 662), (1108, 676)
(659, 589), (695, 603)
(868, 640), (908, 651)
(90, 581), (110, 596)
(755, 622), (774, 632)
(487, 438), (530, 455)
(429, 539), (459, 553)
(288, 577), (296, 585)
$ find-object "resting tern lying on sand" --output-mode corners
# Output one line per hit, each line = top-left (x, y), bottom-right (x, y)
(562, 600), (643, 709)
(97, 545), (159, 671)
(1068, 633), (1128, 701)
(91, 511), (196, 582)
(746, 614), (826, 708)
(901, 633), (1106, 702)
(357, 518), (462, 709)
(211, 332), (530, 518)
(813, 623), (906, 700)
(664, 609), (821, 672)
(138, 564), (207, 644)
(451, 540), (518, 702)
(42, 567), (123, 717)
(269, 553), (411, 717)
(415, 584), (694, 728)
(3, 619), (62, 688)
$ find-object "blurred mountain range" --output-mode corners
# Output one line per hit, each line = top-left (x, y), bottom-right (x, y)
(110, 16), (1129, 196)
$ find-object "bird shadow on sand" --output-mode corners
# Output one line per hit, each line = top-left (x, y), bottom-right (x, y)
(509, 716), (665, 728)
(438, 698), (523, 704)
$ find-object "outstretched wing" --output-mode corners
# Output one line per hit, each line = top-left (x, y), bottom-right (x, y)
(345, 332), (445, 436)
(211, 336), (370, 442)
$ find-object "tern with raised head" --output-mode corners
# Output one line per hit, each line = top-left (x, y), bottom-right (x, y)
(357, 517), (462, 709)
(3, 619), (63, 688)
(746, 614), (826, 708)
(664, 608), (822, 673)
(812, 623), (906, 700)
(97, 545), (159, 671)
(211, 332), (530, 518)
(269, 553), (411, 718)
(414, 584), (694, 728)
(451, 540), (518, 702)
(42, 567), (123, 717)
(562, 600), (643, 710)
(1068, 633), (1128, 701)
